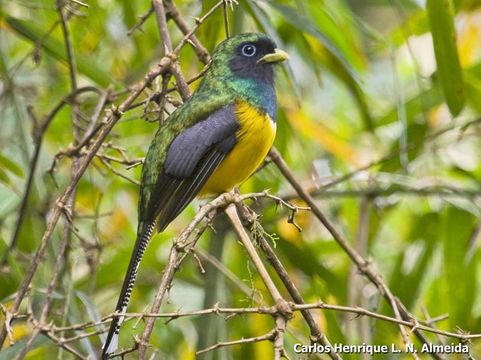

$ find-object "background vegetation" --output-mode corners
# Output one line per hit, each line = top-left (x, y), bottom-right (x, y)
(1, 0), (481, 359)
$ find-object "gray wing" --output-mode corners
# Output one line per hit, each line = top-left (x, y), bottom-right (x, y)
(148, 104), (239, 231)
(103, 105), (239, 357)
(163, 104), (238, 177)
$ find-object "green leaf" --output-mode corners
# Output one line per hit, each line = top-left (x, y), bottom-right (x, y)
(264, 1), (359, 80)
(0, 153), (24, 178)
(263, 1), (373, 130)
(197, 0), (225, 52)
(380, 122), (427, 172)
(6, 17), (113, 87)
(0, 335), (48, 360)
(278, 240), (345, 300)
(464, 66), (481, 114)
(307, 0), (366, 72)
(442, 207), (478, 328)
(388, 213), (438, 310)
(0, 168), (11, 186)
(386, 10), (429, 49)
(377, 86), (443, 126)
(426, 0), (465, 115)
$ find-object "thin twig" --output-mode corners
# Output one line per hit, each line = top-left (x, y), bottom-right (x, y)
(282, 186), (481, 200)
(15, 2), (84, 357)
(223, 0), (230, 38)
(194, 248), (263, 303)
(137, 193), (232, 358)
(269, 147), (440, 360)
(127, 62), (211, 111)
(225, 203), (284, 304)
(196, 330), (276, 355)
(0, 46), (174, 350)
(313, 117), (481, 193)
(248, 214), (342, 360)
(225, 202), (293, 359)
(127, 6), (154, 36)
(21, 302), (481, 341)
(164, 0), (210, 63)
(1, 86), (100, 265)
(152, 0), (190, 101)
(173, 0), (225, 55)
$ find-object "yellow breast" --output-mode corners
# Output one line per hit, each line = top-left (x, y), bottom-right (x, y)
(199, 101), (276, 195)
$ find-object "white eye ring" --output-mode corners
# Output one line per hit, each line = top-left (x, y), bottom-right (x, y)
(241, 44), (256, 57)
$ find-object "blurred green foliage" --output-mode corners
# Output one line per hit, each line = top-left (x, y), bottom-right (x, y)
(1, 0), (481, 359)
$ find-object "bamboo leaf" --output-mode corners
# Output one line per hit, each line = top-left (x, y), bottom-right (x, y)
(388, 213), (438, 310)
(0, 335), (47, 359)
(442, 207), (478, 328)
(263, 1), (373, 130)
(0, 153), (24, 178)
(426, 0), (465, 115)
(377, 86), (443, 126)
(6, 17), (113, 87)
(264, 1), (359, 80)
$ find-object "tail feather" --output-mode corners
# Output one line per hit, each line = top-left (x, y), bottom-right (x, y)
(101, 221), (156, 359)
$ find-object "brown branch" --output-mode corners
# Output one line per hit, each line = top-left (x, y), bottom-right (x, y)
(126, 0), (211, 66)
(196, 329), (276, 355)
(17, 227), (72, 359)
(97, 158), (137, 184)
(1, 86), (100, 265)
(47, 88), (113, 176)
(295, 303), (478, 341)
(2, 8), (219, 340)
(41, 331), (87, 359)
(137, 193), (228, 358)
(269, 147), (442, 360)
(282, 186), (481, 201)
(136, 190), (308, 357)
(152, 0), (190, 101)
(127, 6), (154, 36)
(0, 51), (174, 350)
(15, 2), (85, 357)
(173, 0), (225, 55)
(164, 0), (210, 64)
(249, 218), (342, 360)
(315, 117), (481, 193)
(81, 87), (112, 145)
(107, 343), (139, 358)
(194, 248), (263, 303)
(273, 315), (288, 360)
(26, 288), (87, 360)
(223, 0), (231, 38)
(225, 203), (285, 305)
(127, 62), (211, 112)
(225, 202), (292, 359)
(18, 302), (481, 341)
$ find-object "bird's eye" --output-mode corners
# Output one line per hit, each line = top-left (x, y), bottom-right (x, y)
(241, 44), (256, 57)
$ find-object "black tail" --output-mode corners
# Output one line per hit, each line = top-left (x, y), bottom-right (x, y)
(101, 221), (156, 359)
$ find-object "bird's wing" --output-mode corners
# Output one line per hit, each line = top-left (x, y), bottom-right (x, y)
(102, 104), (239, 358)
(143, 103), (239, 231)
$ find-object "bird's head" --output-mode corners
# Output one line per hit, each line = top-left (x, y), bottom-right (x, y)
(209, 33), (288, 86)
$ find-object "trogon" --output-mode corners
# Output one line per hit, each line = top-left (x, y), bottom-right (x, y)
(102, 32), (288, 358)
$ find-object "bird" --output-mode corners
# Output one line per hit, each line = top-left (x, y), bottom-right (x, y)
(101, 32), (288, 358)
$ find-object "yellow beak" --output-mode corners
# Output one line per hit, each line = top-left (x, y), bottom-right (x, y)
(257, 48), (289, 64)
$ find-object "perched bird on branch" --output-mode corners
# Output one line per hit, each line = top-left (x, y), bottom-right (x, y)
(102, 32), (288, 358)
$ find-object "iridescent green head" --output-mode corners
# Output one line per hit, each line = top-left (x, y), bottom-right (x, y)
(209, 33), (288, 86)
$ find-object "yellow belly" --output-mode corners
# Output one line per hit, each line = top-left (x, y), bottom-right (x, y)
(199, 101), (276, 195)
